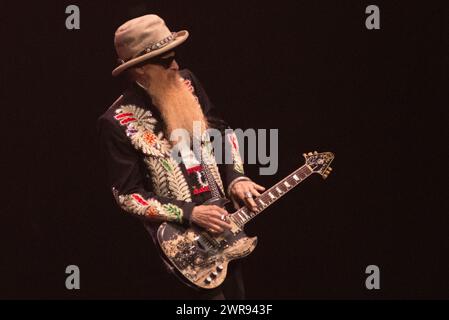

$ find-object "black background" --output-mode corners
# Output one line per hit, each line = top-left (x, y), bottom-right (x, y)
(2, 0), (448, 299)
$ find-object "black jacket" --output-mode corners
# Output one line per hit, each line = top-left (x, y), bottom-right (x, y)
(97, 69), (247, 236)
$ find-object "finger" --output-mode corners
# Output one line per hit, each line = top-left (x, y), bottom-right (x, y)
(250, 186), (262, 197)
(211, 205), (228, 215)
(210, 217), (232, 230)
(253, 183), (266, 191)
(206, 209), (231, 222)
(235, 190), (249, 204)
(207, 223), (224, 233)
(237, 188), (250, 199)
(243, 196), (259, 212)
(237, 187), (258, 200)
(208, 210), (229, 221)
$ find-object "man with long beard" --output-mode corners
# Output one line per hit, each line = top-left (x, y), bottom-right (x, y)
(98, 15), (264, 299)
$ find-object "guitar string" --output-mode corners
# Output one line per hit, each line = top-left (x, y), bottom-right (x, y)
(230, 165), (313, 227)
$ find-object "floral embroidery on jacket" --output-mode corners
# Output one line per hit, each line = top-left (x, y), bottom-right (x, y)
(158, 157), (192, 202)
(115, 105), (171, 157)
(115, 104), (156, 132)
(118, 193), (183, 223)
(114, 104), (193, 203)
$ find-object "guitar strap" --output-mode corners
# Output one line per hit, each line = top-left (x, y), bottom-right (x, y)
(201, 154), (223, 199)
(192, 137), (224, 199)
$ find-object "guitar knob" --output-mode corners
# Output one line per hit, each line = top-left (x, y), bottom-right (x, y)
(205, 276), (212, 283)
(217, 265), (224, 272)
(211, 271), (218, 277)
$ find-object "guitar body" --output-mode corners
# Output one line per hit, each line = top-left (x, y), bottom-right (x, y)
(157, 197), (257, 289)
(156, 151), (334, 290)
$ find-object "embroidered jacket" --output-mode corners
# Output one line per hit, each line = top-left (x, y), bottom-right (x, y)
(98, 69), (248, 234)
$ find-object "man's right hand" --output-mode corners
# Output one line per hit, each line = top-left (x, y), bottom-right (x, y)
(191, 205), (232, 234)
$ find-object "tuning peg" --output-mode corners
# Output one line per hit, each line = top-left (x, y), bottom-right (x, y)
(314, 151), (318, 155)
(328, 167), (332, 171)
(322, 174), (328, 179)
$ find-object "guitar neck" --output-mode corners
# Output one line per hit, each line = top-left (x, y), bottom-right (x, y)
(230, 164), (313, 227)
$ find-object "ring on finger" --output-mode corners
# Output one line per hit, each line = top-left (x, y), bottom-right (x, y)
(244, 191), (253, 199)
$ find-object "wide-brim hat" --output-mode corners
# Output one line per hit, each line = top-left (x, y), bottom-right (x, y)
(112, 14), (189, 76)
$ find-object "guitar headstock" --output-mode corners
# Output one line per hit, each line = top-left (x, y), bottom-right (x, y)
(303, 151), (334, 179)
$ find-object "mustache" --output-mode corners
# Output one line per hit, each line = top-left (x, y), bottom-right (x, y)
(147, 68), (179, 88)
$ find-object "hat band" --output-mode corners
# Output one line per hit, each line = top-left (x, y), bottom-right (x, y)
(117, 32), (177, 65)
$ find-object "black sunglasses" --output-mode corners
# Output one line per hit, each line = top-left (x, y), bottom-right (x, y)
(147, 51), (177, 68)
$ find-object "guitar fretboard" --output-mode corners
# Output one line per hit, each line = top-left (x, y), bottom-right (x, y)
(230, 164), (313, 228)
